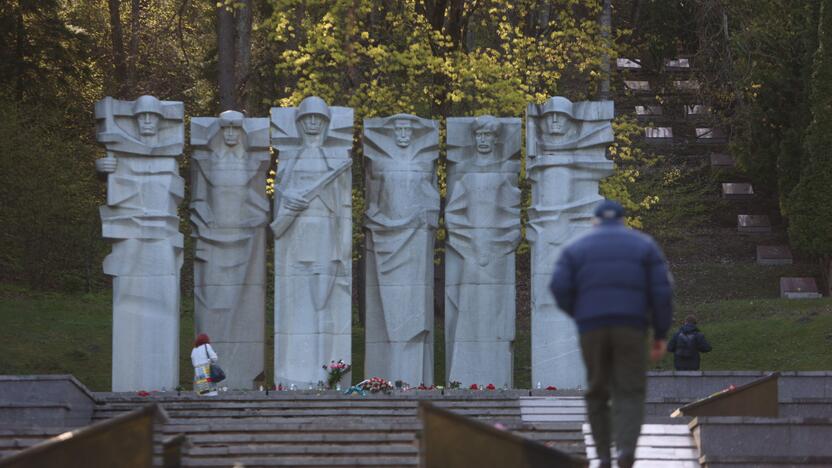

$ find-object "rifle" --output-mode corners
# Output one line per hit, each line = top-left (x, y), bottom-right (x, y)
(271, 158), (352, 237)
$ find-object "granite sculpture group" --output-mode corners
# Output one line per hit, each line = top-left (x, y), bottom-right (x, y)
(95, 95), (614, 392)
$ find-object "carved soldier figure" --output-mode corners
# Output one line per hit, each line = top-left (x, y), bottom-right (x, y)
(363, 114), (439, 385)
(270, 97), (353, 388)
(190, 110), (270, 390)
(445, 115), (521, 388)
(526, 96), (615, 389)
(94, 95), (185, 391)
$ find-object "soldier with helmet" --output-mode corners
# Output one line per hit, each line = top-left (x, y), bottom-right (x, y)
(270, 97), (354, 389)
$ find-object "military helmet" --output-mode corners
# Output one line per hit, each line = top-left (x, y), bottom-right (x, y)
(132, 95), (164, 116)
(295, 96), (331, 121)
(219, 110), (244, 127)
(541, 96), (574, 118)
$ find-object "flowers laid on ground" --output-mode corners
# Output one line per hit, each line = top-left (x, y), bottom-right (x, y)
(546, 385), (558, 391)
(485, 384), (496, 390)
(469, 383), (479, 390)
(359, 377), (394, 394)
(449, 381), (462, 389)
(322, 359), (351, 389)
(417, 383), (436, 390)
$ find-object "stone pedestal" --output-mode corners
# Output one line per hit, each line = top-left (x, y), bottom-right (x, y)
(94, 96), (184, 392)
(527, 97), (615, 389)
(363, 114), (439, 385)
(270, 97), (353, 388)
(190, 111), (270, 389)
(444, 116), (521, 388)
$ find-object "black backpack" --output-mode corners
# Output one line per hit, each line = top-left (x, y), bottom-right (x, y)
(675, 332), (697, 358)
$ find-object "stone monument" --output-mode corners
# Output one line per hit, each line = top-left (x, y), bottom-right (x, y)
(526, 96), (614, 389)
(190, 110), (270, 389)
(363, 114), (440, 385)
(445, 115), (521, 388)
(94, 95), (184, 392)
(270, 97), (353, 388)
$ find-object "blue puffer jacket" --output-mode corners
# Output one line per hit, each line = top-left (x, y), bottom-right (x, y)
(549, 220), (674, 339)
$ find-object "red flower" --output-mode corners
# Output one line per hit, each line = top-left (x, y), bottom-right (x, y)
(546, 386), (558, 391)
(469, 383), (479, 390)
(485, 384), (496, 390)
(136, 391), (150, 397)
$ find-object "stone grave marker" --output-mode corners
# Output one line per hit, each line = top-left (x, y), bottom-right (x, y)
(710, 152), (735, 168)
(756, 245), (793, 265)
(696, 127), (726, 141)
(685, 104), (710, 116)
(645, 127), (673, 139)
(616, 58), (642, 69)
(635, 105), (662, 116)
(624, 80), (651, 92)
(666, 58), (691, 69)
(780, 277), (822, 299)
(674, 80), (700, 91)
(737, 214), (771, 233)
(721, 182), (754, 200)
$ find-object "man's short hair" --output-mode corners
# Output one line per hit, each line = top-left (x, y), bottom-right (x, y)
(473, 115), (500, 135)
(685, 315), (697, 325)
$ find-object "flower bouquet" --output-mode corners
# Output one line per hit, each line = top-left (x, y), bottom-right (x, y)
(448, 380), (462, 389)
(322, 360), (351, 389)
(359, 377), (394, 394)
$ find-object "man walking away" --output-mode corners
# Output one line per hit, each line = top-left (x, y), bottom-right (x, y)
(549, 200), (674, 468)
(667, 315), (712, 371)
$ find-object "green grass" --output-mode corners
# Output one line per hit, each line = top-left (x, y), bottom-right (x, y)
(2, 284), (829, 391)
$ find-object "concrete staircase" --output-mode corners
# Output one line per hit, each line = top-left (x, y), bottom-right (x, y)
(89, 392), (587, 467)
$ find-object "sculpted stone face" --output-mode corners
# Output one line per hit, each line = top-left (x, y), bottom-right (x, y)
(223, 126), (241, 147)
(475, 129), (496, 154)
(546, 112), (574, 136)
(394, 119), (413, 148)
(300, 113), (325, 135)
(138, 112), (160, 136)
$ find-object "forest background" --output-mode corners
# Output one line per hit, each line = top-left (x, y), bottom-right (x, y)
(1, 0), (831, 388)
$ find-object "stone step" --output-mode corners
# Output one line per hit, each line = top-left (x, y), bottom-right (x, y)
(96, 399), (521, 409)
(186, 432), (416, 445)
(584, 423), (698, 468)
(181, 455), (417, 466)
(187, 442), (417, 457)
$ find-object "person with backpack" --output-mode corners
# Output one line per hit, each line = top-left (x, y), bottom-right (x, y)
(667, 315), (712, 370)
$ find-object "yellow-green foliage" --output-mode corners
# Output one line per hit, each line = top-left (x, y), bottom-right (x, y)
(264, 0), (649, 254)
(266, 0), (613, 117)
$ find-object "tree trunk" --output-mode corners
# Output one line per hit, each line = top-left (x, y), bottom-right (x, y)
(108, 0), (127, 97)
(127, 0), (141, 91)
(217, 0), (237, 111)
(598, 0), (611, 100)
(234, 0), (252, 112)
(14, 3), (26, 101)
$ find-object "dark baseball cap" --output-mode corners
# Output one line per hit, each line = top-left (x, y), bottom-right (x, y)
(594, 200), (625, 220)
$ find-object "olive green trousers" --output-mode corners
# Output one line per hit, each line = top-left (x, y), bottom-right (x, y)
(580, 326), (647, 461)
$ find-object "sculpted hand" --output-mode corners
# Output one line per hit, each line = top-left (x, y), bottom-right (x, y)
(650, 339), (667, 363)
(95, 157), (117, 174)
(281, 191), (309, 211)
